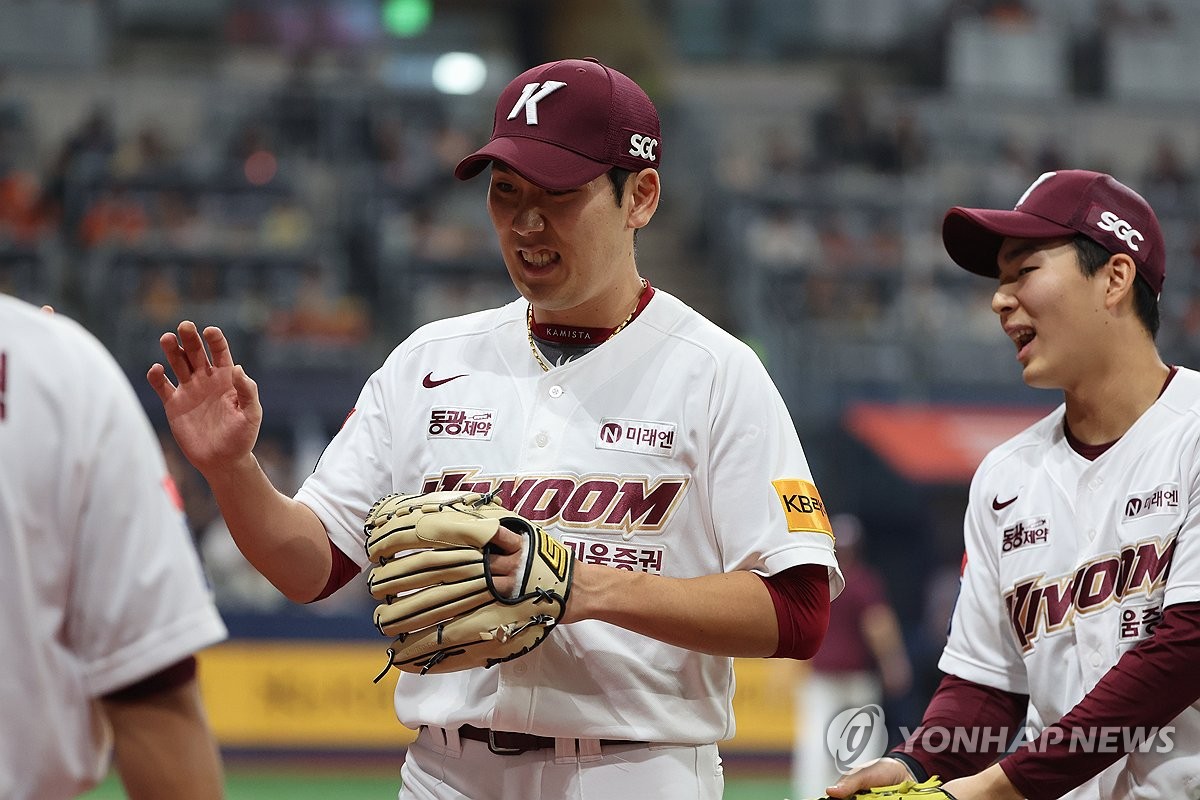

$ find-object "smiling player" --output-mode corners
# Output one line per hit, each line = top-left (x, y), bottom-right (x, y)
(149, 58), (843, 800)
(826, 171), (1200, 800)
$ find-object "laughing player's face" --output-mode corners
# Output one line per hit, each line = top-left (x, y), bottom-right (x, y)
(992, 236), (1109, 392)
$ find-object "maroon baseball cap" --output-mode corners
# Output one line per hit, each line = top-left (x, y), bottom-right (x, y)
(454, 57), (661, 191)
(943, 170), (1166, 294)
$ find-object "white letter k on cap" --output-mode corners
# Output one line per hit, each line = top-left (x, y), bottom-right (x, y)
(508, 81), (567, 125)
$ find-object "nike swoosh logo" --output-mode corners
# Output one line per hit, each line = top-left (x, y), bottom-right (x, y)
(992, 494), (1018, 510)
(422, 372), (467, 388)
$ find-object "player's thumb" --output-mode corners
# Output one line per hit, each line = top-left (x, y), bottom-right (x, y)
(232, 365), (261, 411)
(824, 778), (858, 799)
(826, 757), (912, 797)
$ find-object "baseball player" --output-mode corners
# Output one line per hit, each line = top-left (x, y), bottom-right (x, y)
(827, 170), (1200, 800)
(0, 295), (228, 799)
(148, 57), (844, 800)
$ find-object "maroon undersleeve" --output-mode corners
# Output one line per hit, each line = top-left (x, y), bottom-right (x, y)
(893, 602), (1200, 798)
(311, 537), (362, 602)
(1000, 602), (1200, 800)
(102, 656), (197, 702)
(760, 563), (831, 660)
(892, 673), (1028, 779)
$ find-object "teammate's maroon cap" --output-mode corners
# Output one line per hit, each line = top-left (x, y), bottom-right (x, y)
(943, 169), (1166, 294)
(454, 57), (661, 191)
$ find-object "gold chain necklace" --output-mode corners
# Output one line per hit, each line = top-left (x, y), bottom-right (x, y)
(526, 279), (648, 372)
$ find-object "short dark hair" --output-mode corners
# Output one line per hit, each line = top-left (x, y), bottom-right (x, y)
(607, 167), (634, 206)
(1073, 234), (1159, 339)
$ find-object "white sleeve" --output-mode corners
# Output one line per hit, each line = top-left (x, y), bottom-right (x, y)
(707, 346), (843, 598)
(1163, 452), (1200, 608)
(68, 331), (227, 697)
(938, 462), (1029, 695)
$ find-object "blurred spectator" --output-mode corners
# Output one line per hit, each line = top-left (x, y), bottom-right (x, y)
(793, 513), (912, 799)
(77, 186), (149, 249)
(1032, 135), (1068, 176)
(225, 121), (279, 186)
(272, 50), (323, 159)
(811, 76), (927, 174)
(761, 124), (812, 186)
(982, 0), (1036, 24)
(863, 212), (905, 272)
(746, 202), (821, 271)
(0, 168), (51, 244)
(155, 189), (208, 250)
(1141, 134), (1194, 213)
(266, 259), (369, 345)
(135, 264), (182, 326)
(982, 132), (1035, 206)
(369, 112), (411, 188)
(258, 196), (314, 250)
(113, 123), (183, 183)
(37, 107), (117, 237)
(1097, 0), (1176, 30)
(817, 209), (860, 272)
(812, 74), (880, 170)
(874, 111), (930, 175)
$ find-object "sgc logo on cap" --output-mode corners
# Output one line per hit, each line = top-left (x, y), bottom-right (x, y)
(1096, 210), (1144, 252)
(628, 133), (658, 162)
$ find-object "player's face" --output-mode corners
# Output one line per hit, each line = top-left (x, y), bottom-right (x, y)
(992, 236), (1109, 391)
(486, 165), (644, 326)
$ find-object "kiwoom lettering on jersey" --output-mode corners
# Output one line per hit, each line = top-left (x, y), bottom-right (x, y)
(427, 407), (495, 440)
(1123, 483), (1179, 520)
(596, 417), (676, 456)
(1004, 536), (1176, 650)
(1001, 516), (1051, 554)
(420, 469), (689, 533)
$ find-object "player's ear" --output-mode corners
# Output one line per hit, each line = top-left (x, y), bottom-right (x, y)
(626, 168), (660, 230)
(1102, 252), (1138, 310)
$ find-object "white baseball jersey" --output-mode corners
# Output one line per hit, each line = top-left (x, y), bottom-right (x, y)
(0, 296), (228, 800)
(297, 289), (843, 743)
(941, 368), (1200, 799)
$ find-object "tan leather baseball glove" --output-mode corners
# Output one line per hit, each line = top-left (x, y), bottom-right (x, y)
(365, 491), (573, 677)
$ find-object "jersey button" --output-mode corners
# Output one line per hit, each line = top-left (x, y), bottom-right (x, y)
(549, 385), (564, 398)
(1088, 529), (1097, 540)
(1090, 652), (1102, 668)
(535, 432), (549, 447)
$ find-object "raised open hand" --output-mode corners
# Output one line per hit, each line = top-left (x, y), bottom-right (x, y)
(146, 321), (262, 478)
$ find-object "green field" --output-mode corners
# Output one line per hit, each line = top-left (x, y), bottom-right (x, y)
(81, 765), (796, 799)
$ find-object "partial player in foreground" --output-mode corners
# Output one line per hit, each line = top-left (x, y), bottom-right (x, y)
(1, 296), (227, 799)
(823, 171), (1200, 799)
(149, 58), (843, 799)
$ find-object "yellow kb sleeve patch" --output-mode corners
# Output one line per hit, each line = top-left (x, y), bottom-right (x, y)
(772, 479), (834, 539)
